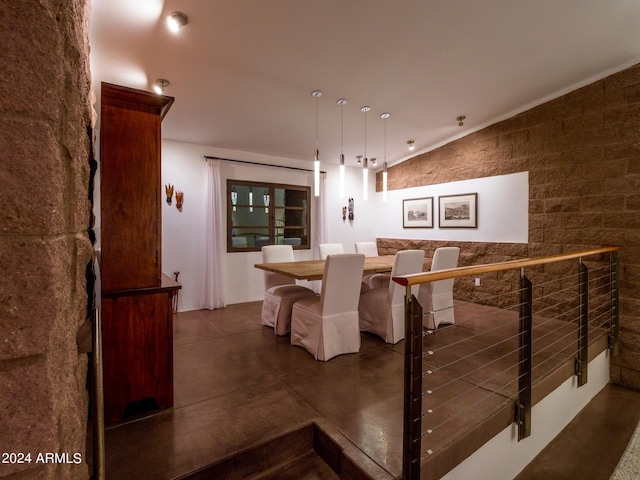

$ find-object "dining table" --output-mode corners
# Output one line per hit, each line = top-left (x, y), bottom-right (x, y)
(254, 254), (396, 281)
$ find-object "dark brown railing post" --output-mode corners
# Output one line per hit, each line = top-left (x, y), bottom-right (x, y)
(517, 271), (532, 441)
(576, 259), (589, 387)
(403, 288), (423, 480)
(609, 252), (620, 356)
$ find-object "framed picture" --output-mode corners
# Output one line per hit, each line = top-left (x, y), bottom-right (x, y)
(439, 193), (478, 228)
(403, 197), (434, 228)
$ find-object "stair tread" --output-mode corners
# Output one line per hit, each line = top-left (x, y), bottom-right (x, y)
(252, 451), (340, 480)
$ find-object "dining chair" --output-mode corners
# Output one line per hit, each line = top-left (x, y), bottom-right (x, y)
(358, 249), (425, 344)
(355, 241), (388, 289)
(261, 245), (316, 335)
(291, 253), (365, 360)
(418, 247), (460, 330)
(319, 242), (344, 259)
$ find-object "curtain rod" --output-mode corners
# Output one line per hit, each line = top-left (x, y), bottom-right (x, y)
(204, 155), (326, 174)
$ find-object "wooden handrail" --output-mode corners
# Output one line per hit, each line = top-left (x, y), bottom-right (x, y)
(393, 246), (620, 287)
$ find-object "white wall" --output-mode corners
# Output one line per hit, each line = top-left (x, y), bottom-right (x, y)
(161, 140), (379, 311)
(374, 172), (529, 243)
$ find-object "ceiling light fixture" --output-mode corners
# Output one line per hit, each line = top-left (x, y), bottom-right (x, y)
(361, 106), (371, 200)
(153, 78), (170, 94)
(337, 98), (347, 199)
(381, 112), (390, 202)
(407, 139), (415, 151)
(457, 115), (466, 126)
(312, 90), (323, 197)
(167, 11), (189, 33)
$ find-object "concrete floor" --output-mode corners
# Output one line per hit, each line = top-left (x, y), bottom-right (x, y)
(103, 301), (640, 479)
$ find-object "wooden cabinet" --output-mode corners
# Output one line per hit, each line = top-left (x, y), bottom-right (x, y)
(100, 83), (173, 291)
(99, 83), (179, 424)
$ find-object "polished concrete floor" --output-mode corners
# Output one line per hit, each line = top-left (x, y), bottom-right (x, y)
(103, 300), (640, 479)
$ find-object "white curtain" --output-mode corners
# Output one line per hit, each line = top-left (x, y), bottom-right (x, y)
(311, 173), (328, 292)
(199, 159), (226, 309)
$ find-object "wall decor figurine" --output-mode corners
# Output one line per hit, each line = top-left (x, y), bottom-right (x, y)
(176, 190), (184, 211)
(342, 206), (347, 221)
(348, 197), (354, 221)
(165, 184), (174, 205)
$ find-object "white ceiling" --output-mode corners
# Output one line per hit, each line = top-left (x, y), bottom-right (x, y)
(89, 0), (640, 169)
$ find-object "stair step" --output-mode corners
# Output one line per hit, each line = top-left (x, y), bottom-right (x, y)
(251, 450), (340, 480)
(175, 420), (392, 480)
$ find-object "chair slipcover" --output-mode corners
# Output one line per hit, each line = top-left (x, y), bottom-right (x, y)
(261, 245), (316, 335)
(358, 249), (425, 344)
(418, 247), (460, 330)
(291, 253), (365, 361)
(319, 242), (344, 259)
(355, 241), (389, 289)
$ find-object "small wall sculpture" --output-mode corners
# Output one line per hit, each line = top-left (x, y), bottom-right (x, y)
(165, 184), (174, 205)
(176, 190), (184, 211)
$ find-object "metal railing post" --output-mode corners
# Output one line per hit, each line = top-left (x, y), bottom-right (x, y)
(403, 287), (423, 480)
(517, 271), (532, 441)
(576, 259), (589, 387)
(609, 252), (620, 356)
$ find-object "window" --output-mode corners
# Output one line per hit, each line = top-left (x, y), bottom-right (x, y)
(227, 179), (311, 252)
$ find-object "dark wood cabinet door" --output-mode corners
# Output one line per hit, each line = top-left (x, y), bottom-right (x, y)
(101, 106), (160, 290)
(102, 291), (174, 424)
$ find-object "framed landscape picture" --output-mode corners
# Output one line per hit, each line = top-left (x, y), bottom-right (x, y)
(439, 193), (478, 228)
(403, 197), (434, 228)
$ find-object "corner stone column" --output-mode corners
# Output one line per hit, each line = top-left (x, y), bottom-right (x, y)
(0, 1), (94, 479)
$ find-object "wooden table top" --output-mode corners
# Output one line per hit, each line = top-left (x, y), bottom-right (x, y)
(254, 254), (396, 281)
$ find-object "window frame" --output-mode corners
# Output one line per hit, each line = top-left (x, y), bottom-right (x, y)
(226, 179), (311, 252)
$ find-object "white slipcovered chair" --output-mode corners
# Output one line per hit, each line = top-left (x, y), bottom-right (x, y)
(418, 247), (460, 330)
(358, 249), (425, 344)
(319, 242), (344, 259)
(355, 241), (388, 289)
(290, 253), (365, 361)
(261, 245), (316, 335)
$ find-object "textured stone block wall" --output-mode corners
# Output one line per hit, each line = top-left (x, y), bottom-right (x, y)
(378, 64), (640, 390)
(0, 1), (93, 478)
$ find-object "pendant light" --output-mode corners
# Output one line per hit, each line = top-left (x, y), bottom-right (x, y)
(312, 90), (322, 197)
(380, 112), (390, 202)
(361, 106), (370, 200)
(337, 98), (347, 198)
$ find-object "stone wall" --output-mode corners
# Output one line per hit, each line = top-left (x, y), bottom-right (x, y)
(0, 1), (93, 478)
(378, 64), (640, 390)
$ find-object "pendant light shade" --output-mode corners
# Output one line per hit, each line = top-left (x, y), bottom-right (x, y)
(381, 112), (390, 202)
(383, 163), (388, 202)
(362, 157), (368, 200)
(361, 106), (370, 200)
(337, 98), (347, 198)
(312, 90), (322, 197)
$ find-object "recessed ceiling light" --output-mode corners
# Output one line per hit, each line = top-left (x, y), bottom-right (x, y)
(153, 79), (170, 94)
(167, 11), (188, 33)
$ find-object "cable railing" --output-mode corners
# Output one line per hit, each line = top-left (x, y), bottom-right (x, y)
(393, 246), (620, 480)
